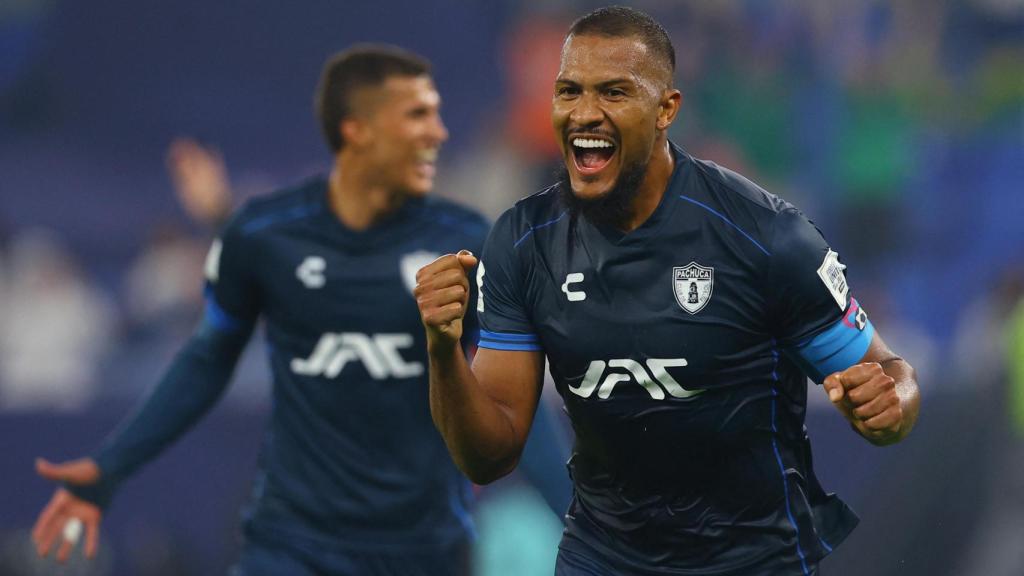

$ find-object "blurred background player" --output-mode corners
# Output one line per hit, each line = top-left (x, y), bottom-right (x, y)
(29, 45), (569, 575)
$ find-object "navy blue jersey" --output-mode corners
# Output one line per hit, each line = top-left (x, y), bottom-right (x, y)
(207, 176), (488, 552)
(477, 144), (873, 575)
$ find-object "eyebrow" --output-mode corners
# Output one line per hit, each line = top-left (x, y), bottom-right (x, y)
(555, 77), (636, 87)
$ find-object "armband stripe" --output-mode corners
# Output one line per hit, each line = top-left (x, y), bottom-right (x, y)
(791, 298), (874, 383)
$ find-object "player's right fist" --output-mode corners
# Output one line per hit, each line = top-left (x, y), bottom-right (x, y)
(415, 250), (478, 345)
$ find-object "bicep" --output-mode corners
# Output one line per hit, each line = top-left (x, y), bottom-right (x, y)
(471, 347), (546, 444)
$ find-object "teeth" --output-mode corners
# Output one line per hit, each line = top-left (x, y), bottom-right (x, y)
(417, 149), (439, 162)
(572, 138), (614, 149)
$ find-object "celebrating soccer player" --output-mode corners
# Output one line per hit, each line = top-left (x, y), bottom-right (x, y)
(30, 45), (569, 575)
(416, 7), (921, 576)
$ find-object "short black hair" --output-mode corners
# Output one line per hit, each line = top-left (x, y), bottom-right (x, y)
(315, 44), (431, 152)
(568, 6), (675, 80)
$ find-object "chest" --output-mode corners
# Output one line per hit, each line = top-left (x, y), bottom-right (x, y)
(526, 230), (775, 399)
(251, 228), (457, 337)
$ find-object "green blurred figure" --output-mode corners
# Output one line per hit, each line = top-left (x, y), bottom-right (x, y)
(1007, 297), (1024, 435)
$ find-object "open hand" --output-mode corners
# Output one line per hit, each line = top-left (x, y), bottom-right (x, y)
(32, 458), (103, 563)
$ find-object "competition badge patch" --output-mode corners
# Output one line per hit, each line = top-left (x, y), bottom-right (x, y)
(673, 262), (714, 315)
(400, 251), (440, 296)
(816, 249), (848, 310)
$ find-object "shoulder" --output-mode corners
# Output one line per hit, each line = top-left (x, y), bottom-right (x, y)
(687, 155), (793, 219)
(488, 184), (566, 249)
(224, 176), (327, 238)
(419, 195), (491, 242)
(681, 154), (820, 258)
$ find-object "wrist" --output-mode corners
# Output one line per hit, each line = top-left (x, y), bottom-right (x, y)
(427, 334), (461, 360)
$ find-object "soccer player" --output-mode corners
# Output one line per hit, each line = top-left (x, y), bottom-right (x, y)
(31, 45), (514, 575)
(415, 7), (921, 576)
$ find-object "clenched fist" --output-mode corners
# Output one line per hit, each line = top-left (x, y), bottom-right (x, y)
(823, 362), (904, 445)
(414, 250), (478, 345)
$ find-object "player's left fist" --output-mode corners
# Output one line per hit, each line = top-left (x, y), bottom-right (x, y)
(823, 362), (903, 445)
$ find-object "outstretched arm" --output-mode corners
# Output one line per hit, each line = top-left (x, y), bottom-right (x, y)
(31, 313), (252, 562)
(416, 252), (545, 484)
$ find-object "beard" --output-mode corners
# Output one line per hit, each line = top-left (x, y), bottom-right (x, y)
(556, 157), (649, 232)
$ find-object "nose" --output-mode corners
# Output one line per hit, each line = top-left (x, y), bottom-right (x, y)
(569, 92), (603, 128)
(432, 113), (449, 144)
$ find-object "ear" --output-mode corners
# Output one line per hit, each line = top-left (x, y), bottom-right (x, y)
(656, 89), (682, 131)
(341, 118), (370, 148)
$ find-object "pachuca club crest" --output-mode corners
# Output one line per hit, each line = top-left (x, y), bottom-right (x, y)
(673, 262), (714, 315)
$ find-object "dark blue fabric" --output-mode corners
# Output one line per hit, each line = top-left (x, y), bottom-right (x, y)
(477, 144), (859, 573)
(231, 529), (471, 576)
(68, 315), (252, 508)
(72, 177), (505, 555)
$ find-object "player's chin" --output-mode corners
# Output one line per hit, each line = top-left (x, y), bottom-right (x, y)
(568, 172), (617, 201)
(403, 176), (435, 197)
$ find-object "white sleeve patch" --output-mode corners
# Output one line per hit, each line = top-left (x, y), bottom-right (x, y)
(204, 239), (223, 283)
(476, 261), (486, 313)
(816, 249), (848, 310)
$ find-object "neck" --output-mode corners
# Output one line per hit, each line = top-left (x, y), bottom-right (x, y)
(623, 139), (674, 232)
(328, 153), (408, 231)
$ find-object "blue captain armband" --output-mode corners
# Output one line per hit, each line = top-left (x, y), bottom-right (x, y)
(790, 298), (875, 384)
(478, 330), (543, 351)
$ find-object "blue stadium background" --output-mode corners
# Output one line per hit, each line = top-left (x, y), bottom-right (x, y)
(1, 1), (1022, 574)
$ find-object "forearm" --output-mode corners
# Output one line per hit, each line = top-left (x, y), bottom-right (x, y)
(70, 324), (249, 506)
(876, 356), (920, 445)
(428, 340), (524, 484)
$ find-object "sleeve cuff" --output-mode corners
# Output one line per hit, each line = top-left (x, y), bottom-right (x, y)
(478, 330), (542, 351)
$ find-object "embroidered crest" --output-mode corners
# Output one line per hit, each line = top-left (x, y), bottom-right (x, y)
(673, 262), (714, 314)
(400, 251), (440, 295)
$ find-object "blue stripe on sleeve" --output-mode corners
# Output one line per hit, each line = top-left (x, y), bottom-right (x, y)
(791, 299), (874, 383)
(478, 340), (543, 352)
(203, 290), (244, 333)
(478, 330), (538, 343)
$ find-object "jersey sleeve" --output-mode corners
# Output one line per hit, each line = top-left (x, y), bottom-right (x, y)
(202, 211), (261, 331)
(476, 210), (541, 351)
(70, 208), (262, 508)
(770, 208), (875, 383)
(459, 216), (490, 353)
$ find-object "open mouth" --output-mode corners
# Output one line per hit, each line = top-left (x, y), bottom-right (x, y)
(571, 137), (616, 175)
(415, 148), (439, 178)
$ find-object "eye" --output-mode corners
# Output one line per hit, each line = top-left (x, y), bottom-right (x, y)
(555, 85), (580, 98)
(605, 87), (627, 99)
(408, 107), (430, 119)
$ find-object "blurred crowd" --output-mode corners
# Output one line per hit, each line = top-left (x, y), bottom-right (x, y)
(2, 0), (1020, 420)
(1, 0), (1021, 575)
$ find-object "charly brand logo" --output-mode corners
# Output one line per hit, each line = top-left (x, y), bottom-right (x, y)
(561, 273), (586, 302)
(291, 332), (423, 380)
(400, 251), (440, 296)
(673, 262), (714, 314)
(568, 358), (703, 400)
(296, 256), (326, 289)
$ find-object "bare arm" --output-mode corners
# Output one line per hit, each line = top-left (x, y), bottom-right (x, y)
(416, 252), (545, 484)
(822, 331), (920, 446)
